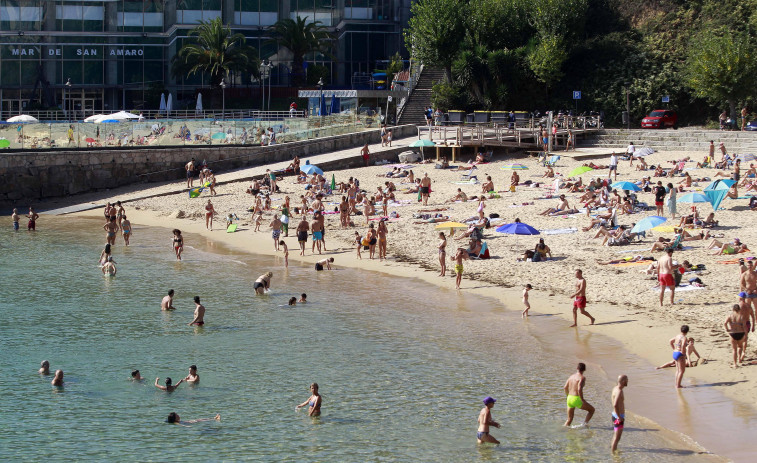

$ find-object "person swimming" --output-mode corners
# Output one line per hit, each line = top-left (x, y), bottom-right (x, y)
(166, 412), (220, 426)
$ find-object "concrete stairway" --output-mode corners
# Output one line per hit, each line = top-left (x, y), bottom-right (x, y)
(397, 67), (446, 126)
(586, 129), (757, 153)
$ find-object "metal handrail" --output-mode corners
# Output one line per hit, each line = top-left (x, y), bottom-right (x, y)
(0, 109), (307, 122)
(395, 62), (423, 122)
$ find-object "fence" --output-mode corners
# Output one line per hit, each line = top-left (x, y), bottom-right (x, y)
(0, 113), (377, 151)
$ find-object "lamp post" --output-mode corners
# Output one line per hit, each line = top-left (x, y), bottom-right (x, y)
(317, 77), (324, 119)
(259, 61), (273, 113)
(267, 61), (272, 111)
(220, 78), (226, 120)
(625, 81), (630, 130)
(64, 78), (71, 122)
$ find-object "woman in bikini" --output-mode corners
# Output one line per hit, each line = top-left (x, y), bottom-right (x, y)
(172, 229), (184, 261)
(438, 232), (447, 276)
(725, 304), (747, 368)
(295, 383), (322, 417)
(205, 199), (216, 230)
(477, 196), (486, 220)
(103, 217), (118, 246)
(98, 243), (114, 266)
(366, 223), (377, 259)
(115, 201), (125, 230)
(121, 215), (132, 246)
(377, 219), (388, 261)
(669, 325), (690, 388)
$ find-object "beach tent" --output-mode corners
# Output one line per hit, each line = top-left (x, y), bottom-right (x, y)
(196, 93), (203, 114)
(159, 93), (166, 114)
(166, 93), (173, 115)
(7, 115), (38, 123)
(703, 189), (729, 211)
(704, 179), (735, 191)
(84, 114), (105, 122)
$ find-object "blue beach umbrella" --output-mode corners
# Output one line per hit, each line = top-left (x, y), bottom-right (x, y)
(631, 216), (666, 234)
(300, 164), (324, 176)
(611, 181), (641, 192)
(496, 222), (540, 235)
(677, 192), (709, 204)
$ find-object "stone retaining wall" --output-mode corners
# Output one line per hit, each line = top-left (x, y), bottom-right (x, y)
(0, 125), (416, 205)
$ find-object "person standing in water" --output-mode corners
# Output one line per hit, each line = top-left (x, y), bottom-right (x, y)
(189, 296), (205, 326)
(39, 360), (50, 375)
(103, 217), (118, 246)
(121, 215), (132, 245)
(296, 382), (322, 417)
(161, 289), (176, 311)
(476, 397), (500, 444)
(184, 365), (199, 384)
(279, 240), (289, 267)
(610, 375), (628, 452)
(669, 325), (689, 388)
(27, 207), (39, 231)
(51, 370), (64, 386)
(563, 362), (595, 427)
(101, 256), (117, 276)
(172, 229), (184, 261)
(12, 208), (20, 230)
(569, 269), (595, 327)
(296, 217), (309, 256)
(522, 284), (532, 317)
(451, 248), (468, 290)
(254, 272), (273, 295)
(155, 377), (183, 392)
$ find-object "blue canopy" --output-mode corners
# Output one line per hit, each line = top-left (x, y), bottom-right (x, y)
(631, 216), (666, 234)
(300, 164), (324, 176)
(495, 222), (540, 235)
(611, 181), (641, 192)
(677, 192), (709, 204)
(704, 189), (729, 211)
(704, 179), (735, 191)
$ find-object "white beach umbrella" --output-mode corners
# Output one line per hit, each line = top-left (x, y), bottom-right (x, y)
(159, 93), (166, 113)
(166, 93), (173, 115)
(7, 114), (38, 123)
(196, 93), (203, 114)
(84, 114), (104, 122)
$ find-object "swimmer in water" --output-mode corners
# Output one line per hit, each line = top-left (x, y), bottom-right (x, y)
(189, 296), (205, 326)
(299, 293), (307, 303)
(51, 370), (64, 387)
(101, 256), (117, 276)
(154, 377), (183, 392)
(563, 362), (595, 426)
(289, 297), (297, 306)
(611, 375), (628, 452)
(131, 370), (144, 381)
(39, 360), (50, 375)
(295, 383), (322, 417)
(184, 365), (199, 384)
(161, 289), (176, 311)
(121, 215), (132, 246)
(476, 396), (500, 444)
(166, 412), (220, 426)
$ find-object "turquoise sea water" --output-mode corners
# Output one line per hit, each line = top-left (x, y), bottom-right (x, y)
(0, 218), (727, 461)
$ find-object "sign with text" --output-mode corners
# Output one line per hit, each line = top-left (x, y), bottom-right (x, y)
(662, 95), (670, 103)
(573, 91), (581, 100)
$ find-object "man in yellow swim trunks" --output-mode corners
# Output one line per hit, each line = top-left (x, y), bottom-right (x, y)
(563, 362), (595, 427)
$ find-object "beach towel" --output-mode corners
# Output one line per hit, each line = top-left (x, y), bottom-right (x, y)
(653, 284), (705, 292)
(452, 180), (479, 185)
(612, 261), (652, 267)
(369, 217), (401, 222)
(612, 248), (649, 254)
(651, 225), (677, 233)
(717, 257), (755, 264)
(542, 228), (578, 235)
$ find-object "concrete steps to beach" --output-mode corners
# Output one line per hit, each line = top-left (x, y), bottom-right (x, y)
(585, 129), (757, 153)
(397, 67), (445, 126)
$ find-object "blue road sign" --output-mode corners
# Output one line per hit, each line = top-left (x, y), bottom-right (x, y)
(573, 91), (581, 100)
(662, 95), (670, 103)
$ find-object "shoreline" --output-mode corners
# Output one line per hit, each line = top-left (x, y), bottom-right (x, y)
(68, 206), (755, 461)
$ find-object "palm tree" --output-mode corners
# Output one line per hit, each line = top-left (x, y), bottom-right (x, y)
(268, 16), (332, 87)
(172, 17), (259, 88)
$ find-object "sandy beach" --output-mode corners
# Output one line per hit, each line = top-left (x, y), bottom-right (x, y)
(63, 141), (757, 415)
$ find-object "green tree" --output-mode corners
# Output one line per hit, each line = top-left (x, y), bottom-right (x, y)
(172, 17), (258, 88)
(685, 28), (756, 118)
(405, 0), (467, 81)
(386, 52), (404, 87)
(268, 16), (332, 87)
(528, 35), (567, 99)
(529, 0), (588, 40)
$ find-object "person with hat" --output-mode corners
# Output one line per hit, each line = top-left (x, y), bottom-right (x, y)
(477, 396), (500, 444)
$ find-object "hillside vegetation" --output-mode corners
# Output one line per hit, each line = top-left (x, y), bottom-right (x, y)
(405, 0), (757, 126)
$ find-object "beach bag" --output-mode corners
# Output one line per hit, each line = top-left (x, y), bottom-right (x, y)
(281, 214), (289, 224)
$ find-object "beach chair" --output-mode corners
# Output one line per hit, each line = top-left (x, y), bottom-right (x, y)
(669, 233), (684, 250)
(544, 155), (560, 167)
(471, 242), (490, 259)
(460, 166), (477, 181)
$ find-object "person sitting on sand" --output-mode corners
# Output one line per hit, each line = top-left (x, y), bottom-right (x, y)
(582, 207), (615, 231)
(481, 176), (495, 194)
(534, 238), (552, 261)
(726, 183), (739, 199)
(591, 225), (636, 246)
(635, 157), (649, 171)
(677, 172), (693, 191)
(701, 212), (719, 228)
(543, 166), (555, 178)
(403, 179), (422, 194)
(449, 188), (468, 202)
(678, 207), (701, 227)
(656, 338), (701, 368)
(539, 195), (571, 216)
(510, 171), (520, 190)
(708, 238), (748, 255)
(653, 165), (665, 177)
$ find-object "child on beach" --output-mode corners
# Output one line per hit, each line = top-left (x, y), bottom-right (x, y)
(12, 208), (19, 231)
(451, 248), (469, 290)
(657, 338), (701, 368)
(279, 240), (289, 267)
(254, 212), (263, 232)
(522, 284), (532, 317)
(354, 231), (362, 259)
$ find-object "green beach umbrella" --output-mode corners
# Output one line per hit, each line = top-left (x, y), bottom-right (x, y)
(410, 138), (435, 161)
(568, 166), (593, 177)
(500, 163), (529, 170)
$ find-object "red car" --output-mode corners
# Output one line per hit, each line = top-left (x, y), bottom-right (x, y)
(641, 110), (678, 129)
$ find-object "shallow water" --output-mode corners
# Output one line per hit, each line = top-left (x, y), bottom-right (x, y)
(0, 218), (731, 461)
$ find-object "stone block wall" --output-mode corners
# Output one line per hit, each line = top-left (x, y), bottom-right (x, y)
(0, 125), (417, 205)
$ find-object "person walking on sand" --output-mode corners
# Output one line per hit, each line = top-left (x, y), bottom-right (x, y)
(477, 397), (500, 444)
(121, 215), (132, 246)
(296, 217), (309, 256)
(609, 152), (618, 181)
(564, 362), (595, 426)
(610, 375), (628, 452)
(270, 215), (282, 251)
(204, 199), (216, 230)
(654, 181), (666, 216)
(438, 232), (447, 276)
(296, 383), (322, 417)
(522, 284), (532, 317)
(311, 216), (324, 254)
(172, 229), (184, 261)
(669, 325), (689, 388)
(186, 158), (195, 188)
(361, 143), (370, 167)
(451, 248), (469, 290)
(279, 240), (289, 267)
(658, 248), (675, 306)
(254, 272), (273, 295)
(569, 269), (595, 327)
(740, 261), (757, 316)
(420, 173), (431, 205)
(161, 289), (176, 310)
(189, 296), (205, 326)
(725, 305), (747, 368)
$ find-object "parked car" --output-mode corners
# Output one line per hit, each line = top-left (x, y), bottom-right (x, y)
(641, 109), (678, 129)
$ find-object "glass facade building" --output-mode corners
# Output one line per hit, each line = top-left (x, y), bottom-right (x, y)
(0, 0), (410, 116)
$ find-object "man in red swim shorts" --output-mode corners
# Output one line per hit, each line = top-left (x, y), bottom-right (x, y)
(658, 248), (676, 306)
(570, 269), (595, 327)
